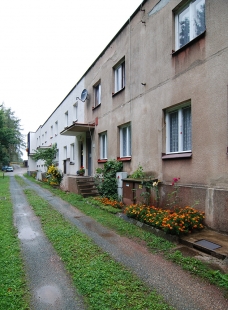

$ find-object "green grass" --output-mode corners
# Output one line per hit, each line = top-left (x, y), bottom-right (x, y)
(0, 176), (29, 310)
(22, 175), (228, 293)
(23, 188), (174, 310)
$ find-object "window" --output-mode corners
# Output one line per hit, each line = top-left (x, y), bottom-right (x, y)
(120, 123), (131, 157)
(166, 104), (191, 153)
(99, 132), (107, 159)
(64, 146), (67, 159)
(175, 0), (205, 50)
(114, 61), (125, 93)
(55, 121), (58, 136)
(65, 111), (68, 127)
(94, 83), (101, 107)
(73, 102), (78, 121)
(71, 143), (75, 161)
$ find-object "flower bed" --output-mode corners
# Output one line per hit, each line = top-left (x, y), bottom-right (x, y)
(124, 204), (205, 235)
(94, 197), (124, 209)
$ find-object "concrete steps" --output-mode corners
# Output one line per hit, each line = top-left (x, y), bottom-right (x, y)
(76, 177), (99, 198)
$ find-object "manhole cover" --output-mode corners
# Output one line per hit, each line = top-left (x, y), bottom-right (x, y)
(194, 239), (221, 250)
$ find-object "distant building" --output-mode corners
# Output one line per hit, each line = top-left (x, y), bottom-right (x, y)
(27, 0), (228, 233)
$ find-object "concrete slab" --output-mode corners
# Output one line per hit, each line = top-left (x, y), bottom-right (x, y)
(180, 228), (228, 259)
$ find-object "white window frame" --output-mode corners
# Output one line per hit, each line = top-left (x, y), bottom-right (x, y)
(65, 111), (68, 128)
(175, 0), (205, 50)
(166, 103), (192, 154)
(120, 123), (131, 157)
(94, 83), (101, 107)
(64, 146), (67, 159)
(73, 102), (78, 122)
(71, 143), (75, 161)
(99, 132), (107, 159)
(114, 61), (125, 93)
(55, 121), (58, 136)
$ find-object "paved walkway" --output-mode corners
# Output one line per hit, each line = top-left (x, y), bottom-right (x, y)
(10, 176), (86, 310)
(11, 174), (228, 309)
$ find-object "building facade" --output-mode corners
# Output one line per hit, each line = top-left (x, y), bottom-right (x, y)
(27, 0), (228, 233)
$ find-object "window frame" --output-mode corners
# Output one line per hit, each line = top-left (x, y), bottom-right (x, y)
(65, 111), (68, 128)
(94, 82), (101, 108)
(63, 146), (67, 159)
(175, 0), (205, 51)
(99, 131), (107, 160)
(70, 143), (75, 161)
(55, 121), (58, 136)
(165, 102), (192, 154)
(73, 102), (78, 122)
(114, 60), (125, 94)
(120, 123), (131, 158)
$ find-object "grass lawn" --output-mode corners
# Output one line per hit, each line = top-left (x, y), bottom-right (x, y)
(21, 184), (174, 310)
(21, 175), (228, 294)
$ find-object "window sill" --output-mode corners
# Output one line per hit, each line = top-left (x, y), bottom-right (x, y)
(97, 159), (107, 163)
(117, 156), (131, 162)
(112, 87), (125, 97)
(162, 152), (192, 160)
(172, 31), (206, 56)
(92, 103), (101, 111)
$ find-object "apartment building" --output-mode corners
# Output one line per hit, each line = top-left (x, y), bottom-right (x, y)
(27, 0), (228, 233)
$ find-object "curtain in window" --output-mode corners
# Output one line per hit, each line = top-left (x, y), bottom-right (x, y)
(115, 63), (125, 92)
(170, 111), (178, 152)
(179, 7), (190, 48)
(122, 127), (127, 156)
(102, 134), (106, 158)
(122, 125), (131, 157)
(183, 107), (191, 151)
(194, 0), (205, 36)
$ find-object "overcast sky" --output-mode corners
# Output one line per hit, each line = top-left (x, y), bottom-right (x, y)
(0, 0), (143, 158)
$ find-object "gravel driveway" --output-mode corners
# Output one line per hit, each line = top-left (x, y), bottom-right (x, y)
(10, 173), (228, 310)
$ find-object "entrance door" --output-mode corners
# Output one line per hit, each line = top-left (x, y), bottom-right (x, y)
(80, 142), (83, 167)
(63, 160), (66, 174)
(87, 137), (92, 176)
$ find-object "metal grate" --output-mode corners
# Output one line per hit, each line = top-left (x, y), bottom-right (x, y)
(194, 239), (221, 250)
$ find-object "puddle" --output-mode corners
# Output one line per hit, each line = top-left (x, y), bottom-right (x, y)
(18, 227), (38, 240)
(36, 285), (61, 304)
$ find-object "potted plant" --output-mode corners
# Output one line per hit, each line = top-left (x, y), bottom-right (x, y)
(77, 166), (85, 176)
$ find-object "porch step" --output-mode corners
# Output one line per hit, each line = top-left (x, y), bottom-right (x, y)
(76, 177), (99, 198)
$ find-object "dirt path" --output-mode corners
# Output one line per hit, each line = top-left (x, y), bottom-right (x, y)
(12, 174), (228, 310)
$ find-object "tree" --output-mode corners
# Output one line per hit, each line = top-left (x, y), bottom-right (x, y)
(0, 104), (25, 166)
(32, 143), (58, 167)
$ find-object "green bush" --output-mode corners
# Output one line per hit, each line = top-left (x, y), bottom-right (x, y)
(95, 159), (123, 200)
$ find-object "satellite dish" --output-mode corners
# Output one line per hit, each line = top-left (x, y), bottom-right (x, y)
(81, 89), (88, 102)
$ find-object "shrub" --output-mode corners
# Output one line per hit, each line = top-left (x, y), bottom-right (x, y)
(95, 159), (123, 200)
(46, 165), (63, 185)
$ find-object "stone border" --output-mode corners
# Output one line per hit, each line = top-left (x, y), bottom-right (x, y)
(117, 213), (179, 243)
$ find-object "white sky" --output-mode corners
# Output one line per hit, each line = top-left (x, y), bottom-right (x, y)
(0, 0), (143, 159)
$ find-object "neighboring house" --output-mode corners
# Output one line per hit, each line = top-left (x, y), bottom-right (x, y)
(27, 0), (228, 233)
